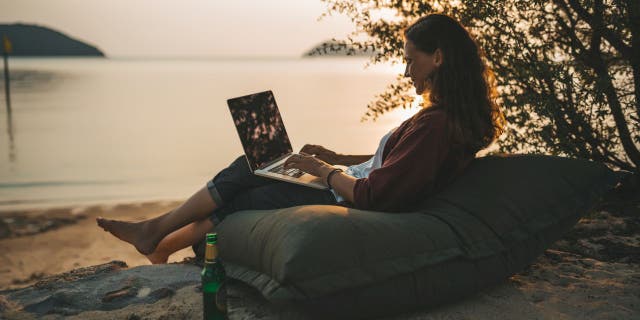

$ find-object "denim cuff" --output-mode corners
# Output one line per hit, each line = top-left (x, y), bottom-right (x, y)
(206, 180), (225, 207)
(209, 211), (223, 226)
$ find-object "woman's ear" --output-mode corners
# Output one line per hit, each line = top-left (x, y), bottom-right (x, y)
(433, 48), (443, 67)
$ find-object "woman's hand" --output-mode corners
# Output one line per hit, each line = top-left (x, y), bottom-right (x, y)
(300, 144), (339, 164)
(286, 151), (357, 200)
(284, 153), (334, 181)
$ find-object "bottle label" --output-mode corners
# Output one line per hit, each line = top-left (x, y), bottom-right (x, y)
(215, 280), (227, 313)
(205, 244), (218, 261)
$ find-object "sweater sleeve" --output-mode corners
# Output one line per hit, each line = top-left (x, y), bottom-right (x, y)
(352, 112), (449, 212)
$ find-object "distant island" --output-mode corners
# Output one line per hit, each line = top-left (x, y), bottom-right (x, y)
(0, 24), (105, 57)
(303, 40), (377, 57)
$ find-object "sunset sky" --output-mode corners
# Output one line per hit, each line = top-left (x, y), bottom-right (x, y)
(0, 0), (356, 57)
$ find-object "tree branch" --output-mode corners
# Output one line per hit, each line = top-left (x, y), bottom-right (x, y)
(590, 49), (640, 168)
(538, 68), (602, 160)
(556, 0), (640, 169)
(628, 0), (640, 123)
(566, 0), (633, 59)
(553, 1), (588, 57)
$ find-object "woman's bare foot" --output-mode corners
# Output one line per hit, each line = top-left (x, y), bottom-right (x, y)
(96, 217), (159, 255)
(146, 250), (169, 264)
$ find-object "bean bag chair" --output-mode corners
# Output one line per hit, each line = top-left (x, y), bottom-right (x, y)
(195, 154), (623, 319)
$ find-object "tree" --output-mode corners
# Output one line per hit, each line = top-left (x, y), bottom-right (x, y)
(317, 0), (639, 174)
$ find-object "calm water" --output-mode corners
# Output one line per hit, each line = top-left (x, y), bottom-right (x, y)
(0, 57), (415, 211)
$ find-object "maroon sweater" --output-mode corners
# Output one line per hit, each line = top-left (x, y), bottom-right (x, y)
(350, 106), (475, 212)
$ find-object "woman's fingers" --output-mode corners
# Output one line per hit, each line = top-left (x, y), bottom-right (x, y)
(301, 144), (340, 164)
(284, 154), (327, 177)
(284, 154), (306, 168)
(283, 156), (295, 168)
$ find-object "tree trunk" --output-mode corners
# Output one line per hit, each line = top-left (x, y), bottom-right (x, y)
(628, 0), (640, 120)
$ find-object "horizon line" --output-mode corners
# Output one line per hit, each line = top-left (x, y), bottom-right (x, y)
(7, 54), (373, 61)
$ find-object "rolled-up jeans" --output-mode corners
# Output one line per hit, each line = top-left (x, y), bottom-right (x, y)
(192, 155), (338, 258)
(205, 155), (338, 225)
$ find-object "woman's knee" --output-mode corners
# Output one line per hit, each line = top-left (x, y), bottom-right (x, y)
(230, 155), (248, 167)
(209, 155), (251, 182)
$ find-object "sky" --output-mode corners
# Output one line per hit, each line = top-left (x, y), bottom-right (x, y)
(0, 0), (356, 57)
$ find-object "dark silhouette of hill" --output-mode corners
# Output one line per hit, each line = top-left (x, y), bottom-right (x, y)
(0, 24), (105, 57)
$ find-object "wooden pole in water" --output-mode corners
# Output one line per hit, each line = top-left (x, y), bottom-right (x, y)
(2, 35), (11, 114)
(2, 52), (10, 114)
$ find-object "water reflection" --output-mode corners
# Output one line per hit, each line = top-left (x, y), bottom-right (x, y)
(6, 69), (65, 92)
(5, 104), (14, 163)
(1, 69), (67, 163)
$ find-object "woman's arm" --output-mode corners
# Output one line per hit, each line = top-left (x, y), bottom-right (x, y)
(335, 155), (374, 166)
(300, 144), (372, 166)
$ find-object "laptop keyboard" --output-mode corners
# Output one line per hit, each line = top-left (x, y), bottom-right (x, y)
(268, 163), (305, 178)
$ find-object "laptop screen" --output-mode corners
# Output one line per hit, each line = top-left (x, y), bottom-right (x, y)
(227, 90), (293, 171)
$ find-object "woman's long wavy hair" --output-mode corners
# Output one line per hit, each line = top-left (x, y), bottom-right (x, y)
(405, 14), (506, 154)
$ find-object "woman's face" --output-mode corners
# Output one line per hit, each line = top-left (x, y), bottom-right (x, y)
(403, 40), (442, 95)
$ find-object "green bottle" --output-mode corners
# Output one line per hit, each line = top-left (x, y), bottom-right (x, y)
(201, 232), (227, 320)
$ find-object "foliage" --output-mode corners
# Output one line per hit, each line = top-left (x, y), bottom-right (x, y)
(317, 0), (639, 173)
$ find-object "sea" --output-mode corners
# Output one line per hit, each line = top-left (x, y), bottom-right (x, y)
(0, 57), (417, 211)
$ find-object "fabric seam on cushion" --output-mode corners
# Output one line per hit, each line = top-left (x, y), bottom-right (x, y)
(430, 197), (505, 248)
(426, 213), (471, 255)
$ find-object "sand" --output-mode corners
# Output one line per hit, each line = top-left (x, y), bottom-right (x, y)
(1, 197), (638, 319)
(0, 201), (193, 290)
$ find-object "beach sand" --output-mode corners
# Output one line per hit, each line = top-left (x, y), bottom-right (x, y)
(1, 197), (638, 319)
(0, 200), (192, 290)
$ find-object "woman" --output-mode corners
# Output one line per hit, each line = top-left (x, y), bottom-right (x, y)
(97, 14), (505, 264)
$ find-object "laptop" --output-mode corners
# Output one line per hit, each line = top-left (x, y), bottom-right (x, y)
(227, 90), (328, 189)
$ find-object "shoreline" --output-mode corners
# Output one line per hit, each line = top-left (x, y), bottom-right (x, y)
(0, 197), (188, 215)
(0, 199), (192, 290)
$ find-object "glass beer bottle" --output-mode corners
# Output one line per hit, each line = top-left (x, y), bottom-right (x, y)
(201, 232), (227, 320)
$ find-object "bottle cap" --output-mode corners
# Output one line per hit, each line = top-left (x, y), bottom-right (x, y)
(206, 232), (217, 244)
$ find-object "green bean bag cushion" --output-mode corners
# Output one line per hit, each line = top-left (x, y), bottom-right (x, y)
(206, 154), (622, 319)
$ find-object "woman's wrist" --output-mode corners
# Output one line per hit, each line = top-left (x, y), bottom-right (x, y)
(321, 165), (356, 203)
(319, 165), (333, 180)
(319, 166), (331, 183)
(324, 167), (344, 189)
